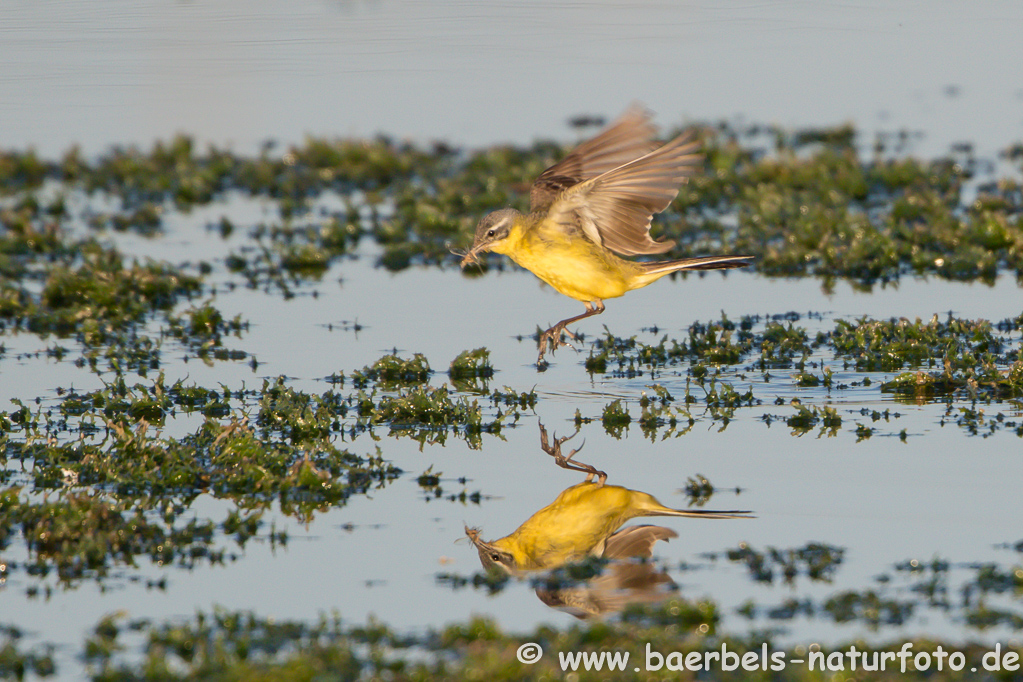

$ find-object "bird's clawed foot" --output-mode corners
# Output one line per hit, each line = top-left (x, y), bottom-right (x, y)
(534, 301), (605, 367)
(539, 424), (607, 485)
(537, 322), (579, 365)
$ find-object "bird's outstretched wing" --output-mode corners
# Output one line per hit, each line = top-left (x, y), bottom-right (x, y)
(602, 525), (678, 559)
(544, 132), (702, 256)
(530, 104), (659, 213)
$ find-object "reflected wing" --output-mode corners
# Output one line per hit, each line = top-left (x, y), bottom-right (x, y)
(530, 104), (659, 212)
(603, 525), (678, 559)
(536, 526), (679, 619)
(545, 133), (702, 256)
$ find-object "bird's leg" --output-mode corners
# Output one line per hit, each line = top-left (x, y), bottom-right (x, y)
(538, 424), (607, 485)
(537, 299), (605, 363)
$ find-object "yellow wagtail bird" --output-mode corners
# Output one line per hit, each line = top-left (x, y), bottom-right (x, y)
(465, 476), (751, 574)
(460, 106), (753, 364)
(465, 426), (752, 574)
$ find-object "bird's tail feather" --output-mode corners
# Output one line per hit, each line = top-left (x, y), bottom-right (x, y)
(648, 508), (754, 520)
(631, 254), (753, 288)
(640, 255), (753, 276)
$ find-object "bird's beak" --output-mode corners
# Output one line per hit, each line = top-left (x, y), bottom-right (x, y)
(460, 243), (485, 268)
(464, 525), (484, 546)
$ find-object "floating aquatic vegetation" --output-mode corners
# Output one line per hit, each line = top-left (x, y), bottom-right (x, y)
(5, 122), (1021, 284)
(0, 245), (201, 339)
(723, 542), (845, 585)
(0, 624), (55, 679)
(351, 352), (431, 388)
(448, 347), (494, 392)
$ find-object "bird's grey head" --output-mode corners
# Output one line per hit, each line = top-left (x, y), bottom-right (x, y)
(460, 208), (519, 267)
(464, 526), (516, 574)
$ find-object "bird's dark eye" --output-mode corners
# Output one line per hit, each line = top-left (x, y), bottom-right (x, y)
(486, 229), (496, 238)
(490, 553), (501, 562)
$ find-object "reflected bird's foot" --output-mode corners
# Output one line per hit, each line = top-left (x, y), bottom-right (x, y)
(539, 424), (607, 485)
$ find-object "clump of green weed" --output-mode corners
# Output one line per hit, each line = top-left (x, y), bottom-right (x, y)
(601, 399), (632, 438)
(449, 348), (494, 391)
(351, 353), (431, 388)
(726, 542), (845, 586)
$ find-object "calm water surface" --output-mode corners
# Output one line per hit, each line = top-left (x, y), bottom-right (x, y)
(3, 0), (1023, 158)
(2, 1), (1023, 679)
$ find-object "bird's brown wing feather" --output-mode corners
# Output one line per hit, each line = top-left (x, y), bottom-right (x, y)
(545, 133), (703, 256)
(602, 525), (678, 560)
(530, 104), (659, 212)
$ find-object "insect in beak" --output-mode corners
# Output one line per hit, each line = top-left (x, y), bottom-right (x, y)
(459, 245), (484, 268)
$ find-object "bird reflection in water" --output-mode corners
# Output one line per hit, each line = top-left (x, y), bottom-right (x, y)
(466, 425), (752, 618)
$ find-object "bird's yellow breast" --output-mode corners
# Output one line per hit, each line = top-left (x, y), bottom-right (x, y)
(489, 218), (643, 303)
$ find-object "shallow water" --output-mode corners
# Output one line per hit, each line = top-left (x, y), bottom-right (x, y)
(3, 217), (1023, 675)
(3, 1), (1023, 678)
(4, 0), (1023, 158)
